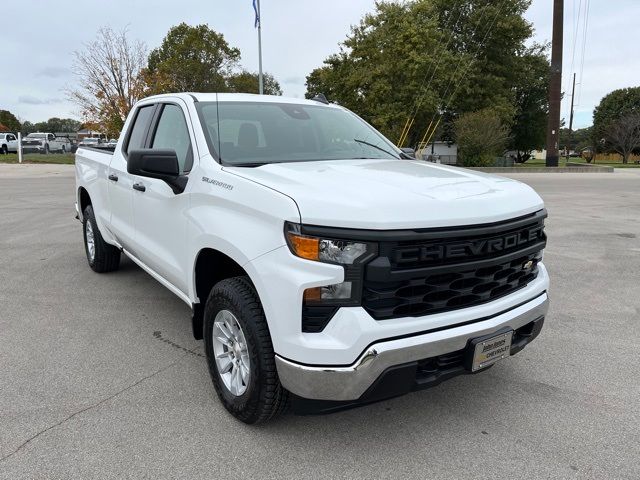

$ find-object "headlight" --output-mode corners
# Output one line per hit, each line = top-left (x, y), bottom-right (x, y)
(285, 222), (370, 265)
(285, 222), (377, 332)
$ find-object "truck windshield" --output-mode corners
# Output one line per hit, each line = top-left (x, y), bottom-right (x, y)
(27, 134), (46, 139)
(197, 101), (401, 166)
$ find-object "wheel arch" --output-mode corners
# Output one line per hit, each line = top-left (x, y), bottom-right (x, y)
(77, 186), (92, 221)
(191, 247), (256, 340)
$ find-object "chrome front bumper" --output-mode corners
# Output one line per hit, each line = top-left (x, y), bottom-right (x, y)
(275, 293), (549, 401)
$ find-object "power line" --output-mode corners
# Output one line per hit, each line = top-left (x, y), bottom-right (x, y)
(417, 0), (510, 148)
(565, 0), (582, 125)
(576, 0), (590, 107)
(397, 7), (467, 146)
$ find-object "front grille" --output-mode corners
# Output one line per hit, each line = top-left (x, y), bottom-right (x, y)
(362, 211), (546, 320)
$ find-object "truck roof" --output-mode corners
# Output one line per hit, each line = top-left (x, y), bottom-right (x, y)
(140, 92), (342, 108)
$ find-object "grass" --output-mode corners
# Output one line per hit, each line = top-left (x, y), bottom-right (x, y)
(0, 153), (76, 165)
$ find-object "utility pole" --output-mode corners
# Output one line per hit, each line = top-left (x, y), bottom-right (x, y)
(567, 72), (576, 159)
(545, 0), (564, 167)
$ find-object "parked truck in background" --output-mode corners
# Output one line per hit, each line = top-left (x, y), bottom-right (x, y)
(75, 93), (549, 423)
(22, 132), (67, 154)
(0, 133), (18, 154)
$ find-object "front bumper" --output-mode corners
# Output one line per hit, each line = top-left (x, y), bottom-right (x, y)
(275, 292), (548, 405)
(22, 145), (44, 153)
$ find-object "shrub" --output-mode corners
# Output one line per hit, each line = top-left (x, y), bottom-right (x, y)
(456, 108), (510, 167)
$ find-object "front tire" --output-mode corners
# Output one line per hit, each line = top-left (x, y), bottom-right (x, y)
(204, 277), (288, 424)
(82, 205), (120, 273)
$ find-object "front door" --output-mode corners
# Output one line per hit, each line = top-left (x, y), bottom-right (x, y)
(130, 101), (195, 294)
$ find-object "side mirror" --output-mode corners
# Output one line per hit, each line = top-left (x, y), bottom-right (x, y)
(400, 147), (416, 158)
(127, 149), (187, 194)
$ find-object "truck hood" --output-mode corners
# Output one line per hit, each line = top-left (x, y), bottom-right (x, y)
(224, 159), (544, 229)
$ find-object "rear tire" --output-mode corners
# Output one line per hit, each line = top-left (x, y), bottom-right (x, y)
(204, 276), (289, 424)
(82, 205), (120, 273)
(1, 145), (7, 155)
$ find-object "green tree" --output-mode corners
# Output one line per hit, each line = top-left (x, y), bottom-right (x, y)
(32, 117), (83, 133)
(147, 23), (241, 93)
(559, 126), (592, 153)
(592, 86), (640, 161)
(227, 71), (282, 95)
(456, 108), (510, 166)
(0, 110), (21, 132)
(306, 0), (541, 148)
(21, 121), (36, 135)
(509, 44), (550, 161)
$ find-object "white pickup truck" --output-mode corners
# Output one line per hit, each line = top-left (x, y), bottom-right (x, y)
(0, 133), (18, 154)
(75, 93), (549, 423)
(22, 132), (68, 154)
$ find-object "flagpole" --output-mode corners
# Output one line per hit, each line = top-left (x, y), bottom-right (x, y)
(257, 0), (264, 94)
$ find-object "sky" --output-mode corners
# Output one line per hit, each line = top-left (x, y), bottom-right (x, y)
(1, 0), (638, 129)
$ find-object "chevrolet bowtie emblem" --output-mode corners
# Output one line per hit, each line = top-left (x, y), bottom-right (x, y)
(523, 260), (534, 270)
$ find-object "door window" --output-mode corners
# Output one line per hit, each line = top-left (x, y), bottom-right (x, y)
(151, 104), (193, 173)
(125, 104), (155, 155)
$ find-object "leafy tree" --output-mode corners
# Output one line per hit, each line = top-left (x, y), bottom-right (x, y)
(227, 71), (282, 95)
(147, 23), (240, 93)
(21, 121), (36, 135)
(306, 1), (451, 145)
(604, 113), (640, 164)
(0, 110), (21, 132)
(31, 117), (83, 133)
(509, 44), (549, 160)
(67, 27), (147, 135)
(455, 108), (510, 166)
(559, 126), (592, 152)
(306, 0), (542, 148)
(592, 87), (640, 159)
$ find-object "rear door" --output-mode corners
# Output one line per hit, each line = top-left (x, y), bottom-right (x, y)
(129, 100), (195, 293)
(107, 103), (156, 251)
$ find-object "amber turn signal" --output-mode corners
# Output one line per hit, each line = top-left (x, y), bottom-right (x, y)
(303, 287), (322, 302)
(286, 232), (319, 261)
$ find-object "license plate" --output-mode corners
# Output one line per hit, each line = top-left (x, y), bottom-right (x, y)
(471, 331), (513, 372)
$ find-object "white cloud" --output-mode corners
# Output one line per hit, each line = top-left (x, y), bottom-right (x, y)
(18, 95), (64, 105)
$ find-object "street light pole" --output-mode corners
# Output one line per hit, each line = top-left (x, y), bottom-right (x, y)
(545, 0), (564, 167)
(567, 72), (576, 159)
(257, 0), (264, 95)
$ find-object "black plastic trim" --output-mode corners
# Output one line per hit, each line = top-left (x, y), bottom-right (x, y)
(300, 209), (547, 242)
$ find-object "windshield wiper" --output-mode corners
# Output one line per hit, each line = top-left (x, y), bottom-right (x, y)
(353, 138), (399, 159)
(231, 162), (270, 168)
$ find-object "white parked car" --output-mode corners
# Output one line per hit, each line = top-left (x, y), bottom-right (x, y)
(79, 137), (103, 147)
(75, 93), (549, 423)
(22, 133), (67, 154)
(0, 133), (18, 154)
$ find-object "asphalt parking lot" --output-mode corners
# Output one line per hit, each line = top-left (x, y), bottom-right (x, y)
(1, 164), (639, 479)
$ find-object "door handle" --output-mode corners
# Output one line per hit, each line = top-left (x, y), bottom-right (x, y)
(108, 173), (118, 182)
(132, 183), (146, 192)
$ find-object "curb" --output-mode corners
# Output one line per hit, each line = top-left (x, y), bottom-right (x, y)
(467, 166), (615, 173)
